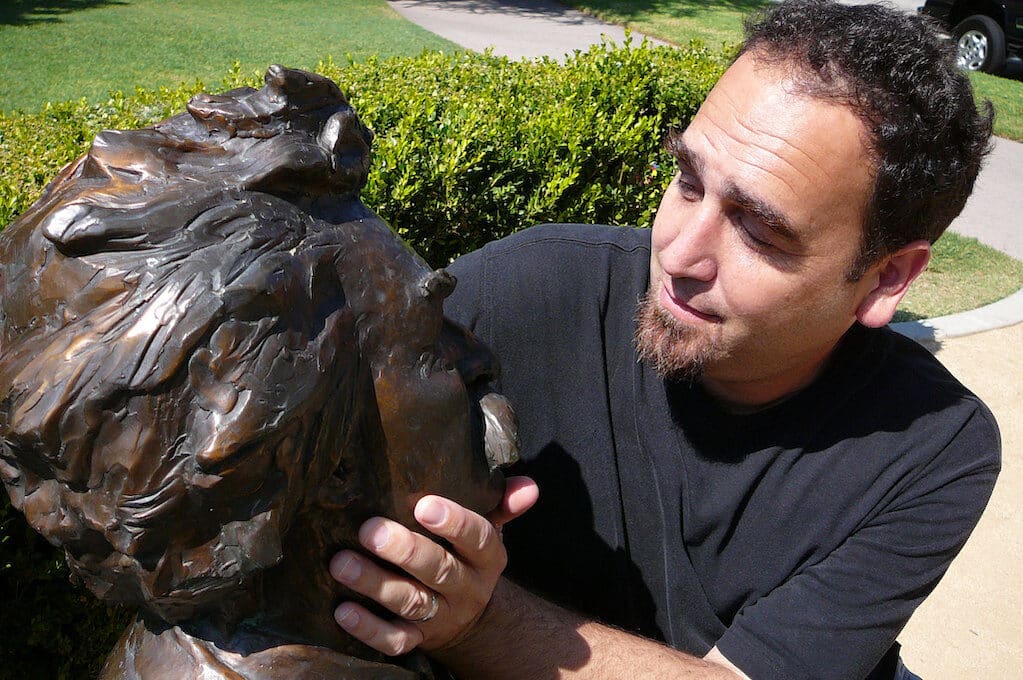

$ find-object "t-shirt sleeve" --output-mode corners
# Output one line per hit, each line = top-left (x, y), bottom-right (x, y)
(715, 405), (1000, 680)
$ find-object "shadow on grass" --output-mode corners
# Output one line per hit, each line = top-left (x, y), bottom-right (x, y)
(1002, 59), (1023, 83)
(0, 0), (126, 27)
(892, 309), (928, 323)
(566, 0), (773, 20)
(396, 0), (771, 21)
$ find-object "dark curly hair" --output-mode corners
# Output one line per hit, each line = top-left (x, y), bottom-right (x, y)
(740, 0), (994, 279)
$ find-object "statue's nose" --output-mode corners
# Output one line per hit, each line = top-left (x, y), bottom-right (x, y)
(439, 319), (500, 387)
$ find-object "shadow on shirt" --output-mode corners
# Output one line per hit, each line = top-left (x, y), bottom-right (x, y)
(501, 443), (663, 642)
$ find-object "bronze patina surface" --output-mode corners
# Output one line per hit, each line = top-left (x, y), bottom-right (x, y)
(0, 65), (518, 679)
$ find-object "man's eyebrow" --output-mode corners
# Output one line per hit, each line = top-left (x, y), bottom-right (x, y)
(665, 130), (802, 247)
(664, 131), (704, 175)
(723, 184), (801, 245)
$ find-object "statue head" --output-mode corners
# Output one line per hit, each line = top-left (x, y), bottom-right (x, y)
(0, 66), (517, 627)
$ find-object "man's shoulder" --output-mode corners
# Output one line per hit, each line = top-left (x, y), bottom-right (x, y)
(858, 326), (1000, 463)
(446, 224), (651, 320)
(876, 327), (992, 411)
(445, 224), (650, 347)
(476, 223), (651, 260)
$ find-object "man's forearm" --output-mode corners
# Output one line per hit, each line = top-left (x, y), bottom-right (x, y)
(433, 578), (741, 679)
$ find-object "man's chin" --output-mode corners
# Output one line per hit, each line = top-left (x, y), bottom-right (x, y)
(633, 290), (720, 381)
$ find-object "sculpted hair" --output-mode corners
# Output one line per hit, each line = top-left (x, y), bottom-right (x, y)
(739, 0), (994, 278)
(0, 66), (377, 622)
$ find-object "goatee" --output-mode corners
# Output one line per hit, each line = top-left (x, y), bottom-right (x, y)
(633, 289), (720, 381)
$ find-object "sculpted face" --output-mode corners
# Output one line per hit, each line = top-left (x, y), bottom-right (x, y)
(335, 216), (513, 529)
(640, 52), (879, 405)
(0, 66), (516, 625)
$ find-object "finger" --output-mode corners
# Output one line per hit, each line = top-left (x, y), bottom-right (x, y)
(358, 516), (468, 592)
(487, 475), (539, 527)
(334, 601), (425, 657)
(413, 495), (505, 573)
(330, 549), (441, 622)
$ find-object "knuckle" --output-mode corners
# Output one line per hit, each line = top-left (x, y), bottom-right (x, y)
(447, 511), (470, 541)
(389, 629), (419, 656)
(389, 639), (413, 656)
(396, 588), (431, 620)
(432, 552), (461, 588)
(475, 522), (499, 553)
(476, 525), (507, 570)
(366, 634), (390, 655)
(392, 536), (421, 567)
(367, 627), (401, 656)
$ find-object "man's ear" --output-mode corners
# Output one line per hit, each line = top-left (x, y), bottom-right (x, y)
(855, 240), (931, 328)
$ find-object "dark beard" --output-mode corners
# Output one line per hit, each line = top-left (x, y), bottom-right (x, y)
(633, 289), (720, 381)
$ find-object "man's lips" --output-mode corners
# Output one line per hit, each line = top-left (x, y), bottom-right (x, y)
(659, 281), (722, 323)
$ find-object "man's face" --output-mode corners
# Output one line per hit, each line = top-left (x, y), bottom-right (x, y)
(642, 53), (879, 406)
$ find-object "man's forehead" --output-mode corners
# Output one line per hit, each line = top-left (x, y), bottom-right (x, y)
(672, 56), (874, 253)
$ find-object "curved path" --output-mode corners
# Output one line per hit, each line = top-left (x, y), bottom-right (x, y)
(387, 2), (1023, 678)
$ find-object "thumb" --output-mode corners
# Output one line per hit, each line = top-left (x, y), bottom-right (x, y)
(487, 476), (539, 528)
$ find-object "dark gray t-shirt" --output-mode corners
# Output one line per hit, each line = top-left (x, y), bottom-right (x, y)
(444, 223), (1000, 680)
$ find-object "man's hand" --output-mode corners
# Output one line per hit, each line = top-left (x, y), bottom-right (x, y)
(330, 475), (539, 656)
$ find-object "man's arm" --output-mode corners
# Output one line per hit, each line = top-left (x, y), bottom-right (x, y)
(330, 483), (744, 679)
(434, 578), (747, 679)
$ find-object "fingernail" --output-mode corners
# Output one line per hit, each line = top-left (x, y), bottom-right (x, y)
(334, 555), (361, 583)
(369, 523), (390, 550)
(335, 605), (360, 629)
(418, 498), (447, 527)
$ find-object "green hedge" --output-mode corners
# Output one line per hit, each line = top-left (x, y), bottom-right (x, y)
(0, 41), (724, 678)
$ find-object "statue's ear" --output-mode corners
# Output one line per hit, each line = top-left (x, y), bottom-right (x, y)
(0, 271), (223, 477)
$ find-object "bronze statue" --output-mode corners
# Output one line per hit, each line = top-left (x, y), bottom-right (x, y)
(0, 65), (518, 679)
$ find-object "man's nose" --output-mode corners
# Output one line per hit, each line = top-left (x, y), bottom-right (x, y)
(659, 202), (720, 282)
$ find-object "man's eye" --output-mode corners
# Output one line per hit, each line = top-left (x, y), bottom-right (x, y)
(675, 172), (701, 199)
(736, 215), (775, 251)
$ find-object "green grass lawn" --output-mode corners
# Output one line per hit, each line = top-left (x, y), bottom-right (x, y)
(895, 233), (1023, 321)
(0, 0), (457, 113)
(566, 0), (761, 53)
(970, 70), (1023, 141)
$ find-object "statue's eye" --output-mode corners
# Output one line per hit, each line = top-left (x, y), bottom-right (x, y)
(417, 351), (454, 378)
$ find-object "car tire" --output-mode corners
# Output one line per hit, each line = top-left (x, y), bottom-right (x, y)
(953, 15), (1007, 74)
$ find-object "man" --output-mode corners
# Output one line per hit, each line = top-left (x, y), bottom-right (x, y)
(328, 1), (1000, 678)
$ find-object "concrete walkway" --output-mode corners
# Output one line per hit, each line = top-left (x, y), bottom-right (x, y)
(388, 2), (1022, 678)
(390, 0), (666, 60)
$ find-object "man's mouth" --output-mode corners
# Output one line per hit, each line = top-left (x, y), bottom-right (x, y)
(660, 282), (721, 323)
(478, 392), (519, 470)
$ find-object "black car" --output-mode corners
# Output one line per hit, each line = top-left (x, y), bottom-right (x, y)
(920, 0), (1023, 74)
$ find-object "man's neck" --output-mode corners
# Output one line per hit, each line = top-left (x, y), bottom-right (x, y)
(700, 341), (843, 414)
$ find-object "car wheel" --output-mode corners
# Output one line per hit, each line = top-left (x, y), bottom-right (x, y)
(953, 15), (1007, 74)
